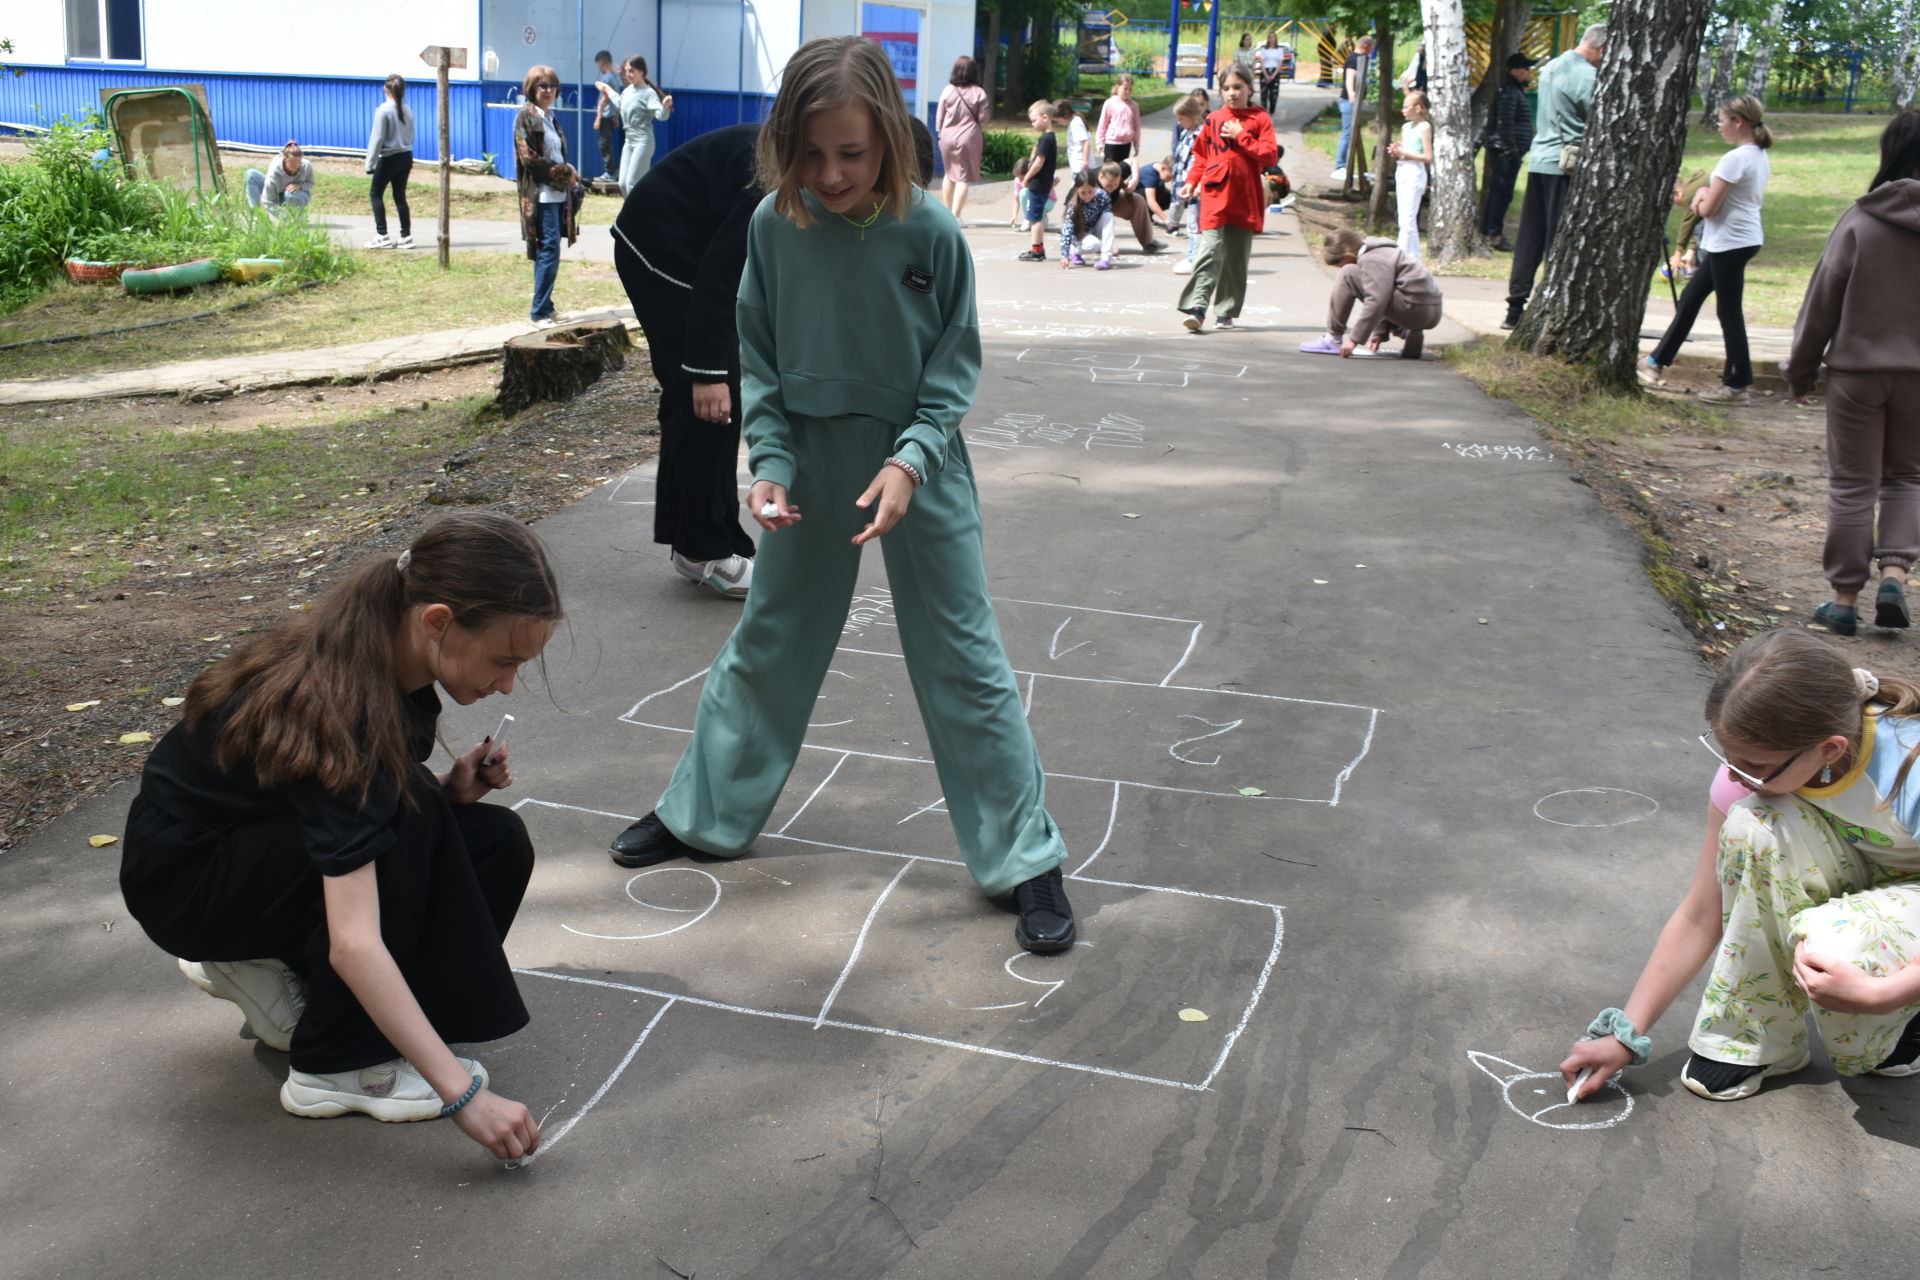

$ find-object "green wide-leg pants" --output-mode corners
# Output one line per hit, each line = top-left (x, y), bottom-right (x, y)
(655, 414), (1068, 898)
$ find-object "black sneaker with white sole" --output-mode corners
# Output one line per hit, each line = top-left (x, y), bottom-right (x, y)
(1872, 1011), (1920, 1076)
(1010, 867), (1076, 953)
(1679, 1047), (1811, 1101)
(609, 811), (699, 868)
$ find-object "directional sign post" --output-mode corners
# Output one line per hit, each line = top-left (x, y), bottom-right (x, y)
(419, 46), (468, 269)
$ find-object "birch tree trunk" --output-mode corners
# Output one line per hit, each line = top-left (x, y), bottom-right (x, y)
(1421, 0), (1479, 263)
(1894, 0), (1920, 110)
(1700, 18), (1741, 126)
(1509, 0), (1716, 392)
(1744, 0), (1786, 98)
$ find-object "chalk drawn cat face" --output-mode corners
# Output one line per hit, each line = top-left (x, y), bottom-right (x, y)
(1468, 1051), (1635, 1131)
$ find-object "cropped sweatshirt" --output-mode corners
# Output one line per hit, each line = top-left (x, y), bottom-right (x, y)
(1784, 178), (1920, 392)
(738, 186), (980, 490)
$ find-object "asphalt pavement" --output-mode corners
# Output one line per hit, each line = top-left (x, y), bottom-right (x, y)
(5, 88), (1912, 1280)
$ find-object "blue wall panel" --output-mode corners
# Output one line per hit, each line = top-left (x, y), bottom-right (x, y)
(484, 84), (772, 180)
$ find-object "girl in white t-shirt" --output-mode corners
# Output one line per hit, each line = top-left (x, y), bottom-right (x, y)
(1562, 628), (1920, 1104)
(1641, 95), (1773, 403)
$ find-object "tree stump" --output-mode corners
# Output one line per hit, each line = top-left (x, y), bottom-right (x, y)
(497, 320), (633, 417)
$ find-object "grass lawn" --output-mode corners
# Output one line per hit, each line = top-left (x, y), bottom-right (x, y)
(0, 251), (632, 382)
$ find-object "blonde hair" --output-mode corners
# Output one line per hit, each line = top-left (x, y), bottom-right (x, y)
(1174, 97), (1204, 122)
(1721, 94), (1774, 149)
(757, 37), (918, 229)
(1321, 227), (1364, 264)
(1404, 88), (1430, 117)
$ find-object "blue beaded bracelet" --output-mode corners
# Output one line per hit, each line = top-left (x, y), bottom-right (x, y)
(1583, 1007), (1652, 1067)
(440, 1074), (483, 1118)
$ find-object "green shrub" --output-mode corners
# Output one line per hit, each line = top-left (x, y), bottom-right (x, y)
(981, 129), (1036, 179)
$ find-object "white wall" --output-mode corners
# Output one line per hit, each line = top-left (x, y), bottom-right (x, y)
(657, 0), (799, 95)
(8, 4), (69, 66)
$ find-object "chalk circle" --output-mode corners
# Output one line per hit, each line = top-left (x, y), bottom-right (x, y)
(560, 867), (722, 941)
(1533, 787), (1659, 829)
(1468, 1052), (1635, 1132)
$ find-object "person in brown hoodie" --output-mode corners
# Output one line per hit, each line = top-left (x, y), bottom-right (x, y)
(1298, 228), (1445, 359)
(1785, 110), (1920, 637)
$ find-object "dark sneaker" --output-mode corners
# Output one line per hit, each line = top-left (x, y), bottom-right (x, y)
(1010, 867), (1076, 953)
(1876, 578), (1911, 630)
(1679, 1047), (1810, 1101)
(1181, 308), (1205, 333)
(1813, 601), (1859, 636)
(1872, 1011), (1920, 1076)
(610, 811), (697, 868)
(1500, 305), (1523, 331)
(1016, 248), (1046, 262)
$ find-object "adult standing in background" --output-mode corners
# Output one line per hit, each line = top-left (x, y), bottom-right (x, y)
(1331, 34), (1375, 181)
(1785, 110), (1920, 637)
(514, 66), (579, 326)
(1502, 23), (1606, 329)
(590, 50), (622, 181)
(613, 56), (673, 196)
(936, 55), (990, 222)
(246, 140), (314, 212)
(1479, 53), (1535, 251)
(364, 74), (415, 250)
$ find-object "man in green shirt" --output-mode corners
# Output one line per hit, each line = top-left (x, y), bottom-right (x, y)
(1503, 23), (1607, 328)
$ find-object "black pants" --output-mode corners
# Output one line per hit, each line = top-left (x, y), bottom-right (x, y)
(597, 117), (620, 175)
(124, 783), (533, 1074)
(1260, 76), (1279, 115)
(1480, 148), (1522, 238)
(370, 150), (413, 237)
(1505, 170), (1569, 310)
(1102, 142), (1133, 169)
(1650, 244), (1760, 387)
(630, 286), (756, 564)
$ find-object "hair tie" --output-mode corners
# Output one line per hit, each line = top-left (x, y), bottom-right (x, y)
(1855, 667), (1880, 700)
(395, 549), (412, 574)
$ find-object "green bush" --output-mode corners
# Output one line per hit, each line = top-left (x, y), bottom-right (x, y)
(0, 115), (353, 314)
(981, 129), (1036, 179)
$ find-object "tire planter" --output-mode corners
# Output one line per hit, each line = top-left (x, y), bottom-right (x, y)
(65, 259), (138, 284)
(121, 258), (223, 295)
(224, 258), (285, 284)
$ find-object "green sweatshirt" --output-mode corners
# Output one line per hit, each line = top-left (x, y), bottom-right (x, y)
(1527, 49), (1596, 177)
(738, 186), (981, 490)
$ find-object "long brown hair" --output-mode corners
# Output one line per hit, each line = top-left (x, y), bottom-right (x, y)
(1706, 628), (1920, 801)
(185, 512), (562, 799)
(1720, 93), (1773, 149)
(757, 36), (918, 228)
(1871, 109), (1920, 192)
(384, 73), (412, 125)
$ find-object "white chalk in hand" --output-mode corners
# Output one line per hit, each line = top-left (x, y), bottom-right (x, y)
(1567, 1067), (1593, 1104)
(485, 712), (514, 765)
(760, 501), (781, 519)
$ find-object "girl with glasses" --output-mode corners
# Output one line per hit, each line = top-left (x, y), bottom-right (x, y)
(1563, 628), (1920, 1103)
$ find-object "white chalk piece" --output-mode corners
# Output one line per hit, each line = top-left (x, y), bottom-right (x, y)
(486, 712), (514, 765)
(1567, 1067), (1593, 1104)
(760, 502), (781, 519)
(502, 1158), (523, 1170)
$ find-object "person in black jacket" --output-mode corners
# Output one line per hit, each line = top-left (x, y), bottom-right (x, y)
(1479, 53), (1535, 250)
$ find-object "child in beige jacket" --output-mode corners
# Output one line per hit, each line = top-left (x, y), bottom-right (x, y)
(1299, 228), (1444, 359)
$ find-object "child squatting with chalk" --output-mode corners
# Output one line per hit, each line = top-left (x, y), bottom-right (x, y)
(608, 35), (1078, 954)
(119, 512), (559, 1159)
(1563, 629), (1920, 1103)
(1298, 228), (1443, 359)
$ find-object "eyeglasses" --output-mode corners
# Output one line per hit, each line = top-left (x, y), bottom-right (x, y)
(1697, 731), (1808, 791)
(535, 81), (560, 90)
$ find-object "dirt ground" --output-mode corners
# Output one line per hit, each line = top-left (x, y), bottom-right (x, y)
(0, 361), (661, 852)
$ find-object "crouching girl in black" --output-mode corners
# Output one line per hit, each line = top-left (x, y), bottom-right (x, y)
(120, 511), (561, 1161)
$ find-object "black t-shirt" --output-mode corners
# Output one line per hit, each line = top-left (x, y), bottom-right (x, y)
(1341, 51), (1367, 102)
(124, 683), (443, 879)
(1027, 130), (1057, 193)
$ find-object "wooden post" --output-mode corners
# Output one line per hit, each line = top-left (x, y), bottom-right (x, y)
(437, 47), (452, 270)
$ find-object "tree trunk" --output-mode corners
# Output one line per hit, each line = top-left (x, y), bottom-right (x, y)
(1510, 0), (1716, 393)
(498, 320), (632, 417)
(982, 8), (1003, 116)
(1700, 18), (1741, 127)
(1472, 0), (1531, 142)
(1005, 25), (1029, 114)
(1421, 0), (1478, 263)
(1894, 0), (1920, 110)
(1744, 0), (1786, 97)
(1367, 18), (1395, 232)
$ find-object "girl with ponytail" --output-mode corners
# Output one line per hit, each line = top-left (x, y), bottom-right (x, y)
(120, 511), (561, 1159)
(1563, 629), (1920, 1104)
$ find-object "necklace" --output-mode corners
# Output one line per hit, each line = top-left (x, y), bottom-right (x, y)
(837, 200), (883, 239)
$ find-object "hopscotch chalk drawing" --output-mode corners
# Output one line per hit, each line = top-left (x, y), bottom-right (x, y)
(967, 412), (1150, 453)
(1016, 348), (1248, 387)
(1468, 1051), (1634, 1130)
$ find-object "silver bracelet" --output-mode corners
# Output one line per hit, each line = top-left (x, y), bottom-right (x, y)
(884, 456), (924, 488)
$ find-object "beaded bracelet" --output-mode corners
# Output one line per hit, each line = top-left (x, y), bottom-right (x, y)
(884, 456), (925, 488)
(440, 1074), (483, 1118)
(1582, 1007), (1652, 1067)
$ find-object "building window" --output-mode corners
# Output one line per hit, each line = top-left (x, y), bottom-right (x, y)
(67, 0), (143, 62)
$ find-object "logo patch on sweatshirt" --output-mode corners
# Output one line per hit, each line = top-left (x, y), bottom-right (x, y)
(901, 265), (934, 294)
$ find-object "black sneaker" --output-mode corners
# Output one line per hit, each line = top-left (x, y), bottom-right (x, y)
(1010, 867), (1076, 953)
(609, 811), (696, 868)
(1500, 306), (1523, 331)
(1181, 308), (1206, 333)
(1872, 1011), (1920, 1076)
(1016, 248), (1046, 262)
(1679, 1047), (1810, 1101)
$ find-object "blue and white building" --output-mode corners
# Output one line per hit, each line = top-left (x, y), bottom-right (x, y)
(2, 0), (976, 178)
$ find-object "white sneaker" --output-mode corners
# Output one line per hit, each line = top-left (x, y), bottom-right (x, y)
(179, 956), (306, 1052)
(1698, 384), (1751, 405)
(364, 234), (394, 249)
(1330, 167), (1347, 181)
(1172, 260), (1193, 275)
(670, 551), (753, 599)
(394, 235), (415, 250)
(280, 1056), (490, 1122)
(531, 316), (559, 329)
